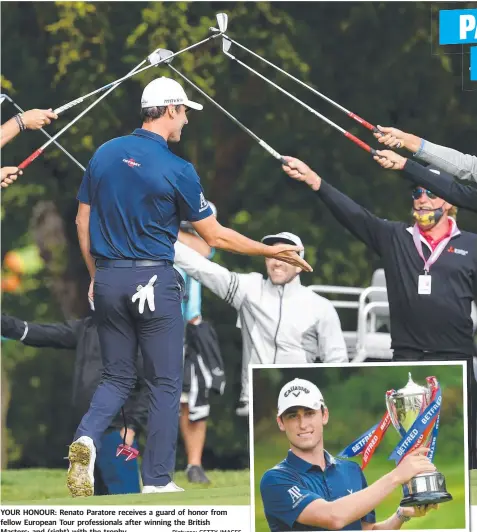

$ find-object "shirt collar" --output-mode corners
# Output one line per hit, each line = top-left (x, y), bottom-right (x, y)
(132, 128), (168, 147)
(285, 449), (337, 473)
(419, 218), (453, 247)
(406, 216), (461, 243)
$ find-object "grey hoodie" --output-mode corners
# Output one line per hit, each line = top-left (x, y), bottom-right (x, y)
(174, 241), (348, 402)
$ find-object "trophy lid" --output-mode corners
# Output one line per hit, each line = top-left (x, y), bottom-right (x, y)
(394, 373), (428, 397)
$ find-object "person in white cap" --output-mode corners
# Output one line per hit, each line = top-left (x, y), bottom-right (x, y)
(70, 77), (311, 497)
(174, 231), (348, 417)
(260, 378), (439, 531)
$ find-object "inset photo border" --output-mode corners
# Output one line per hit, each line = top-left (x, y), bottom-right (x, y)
(249, 362), (470, 532)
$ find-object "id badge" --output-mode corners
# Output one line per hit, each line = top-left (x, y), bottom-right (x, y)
(418, 274), (432, 295)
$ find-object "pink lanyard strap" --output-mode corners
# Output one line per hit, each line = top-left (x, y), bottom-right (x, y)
(412, 224), (453, 273)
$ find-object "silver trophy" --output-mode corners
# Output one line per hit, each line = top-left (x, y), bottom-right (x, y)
(386, 373), (452, 507)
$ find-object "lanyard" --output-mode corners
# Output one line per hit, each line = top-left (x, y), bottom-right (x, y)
(412, 224), (453, 273)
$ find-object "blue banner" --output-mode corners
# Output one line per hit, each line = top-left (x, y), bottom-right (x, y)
(338, 423), (378, 458)
(439, 9), (477, 45)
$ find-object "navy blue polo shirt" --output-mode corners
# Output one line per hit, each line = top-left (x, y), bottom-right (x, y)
(260, 450), (376, 531)
(77, 128), (212, 261)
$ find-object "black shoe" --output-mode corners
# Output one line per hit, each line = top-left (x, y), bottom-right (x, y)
(186, 465), (211, 484)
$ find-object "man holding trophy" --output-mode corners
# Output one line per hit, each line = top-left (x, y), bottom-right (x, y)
(260, 378), (439, 531)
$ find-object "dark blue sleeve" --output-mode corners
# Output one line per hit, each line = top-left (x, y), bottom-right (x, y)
(176, 163), (213, 222)
(77, 160), (92, 204)
(359, 467), (376, 524)
(260, 469), (321, 529)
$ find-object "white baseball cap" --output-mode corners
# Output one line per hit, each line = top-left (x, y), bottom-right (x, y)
(261, 232), (304, 258)
(277, 378), (325, 416)
(141, 77), (203, 111)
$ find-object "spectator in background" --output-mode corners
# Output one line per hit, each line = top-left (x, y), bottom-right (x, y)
(174, 231), (348, 418)
(177, 207), (226, 485)
(374, 126), (477, 182)
(1, 314), (148, 495)
(281, 155), (477, 469)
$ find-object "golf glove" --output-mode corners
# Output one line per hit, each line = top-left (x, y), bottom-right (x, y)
(132, 275), (157, 314)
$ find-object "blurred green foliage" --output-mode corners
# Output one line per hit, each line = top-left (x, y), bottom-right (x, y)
(1, 1), (476, 469)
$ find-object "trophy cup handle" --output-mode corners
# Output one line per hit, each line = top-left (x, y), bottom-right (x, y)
(385, 391), (401, 433)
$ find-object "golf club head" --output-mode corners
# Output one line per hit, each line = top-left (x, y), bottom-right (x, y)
(0, 93), (12, 104)
(148, 48), (174, 66)
(222, 37), (232, 55)
(216, 13), (228, 33)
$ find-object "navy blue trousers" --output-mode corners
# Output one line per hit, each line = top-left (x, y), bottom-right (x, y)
(75, 262), (184, 487)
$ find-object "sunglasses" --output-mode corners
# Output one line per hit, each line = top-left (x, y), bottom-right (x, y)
(411, 187), (438, 200)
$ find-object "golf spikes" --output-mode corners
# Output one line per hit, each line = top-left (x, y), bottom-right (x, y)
(148, 49), (174, 66)
(209, 12), (228, 33)
(132, 275), (157, 314)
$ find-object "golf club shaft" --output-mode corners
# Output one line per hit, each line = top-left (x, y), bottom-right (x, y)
(54, 34), (221, 115)
(5, 96), (85, 171)
(224, 49), (376, 156)
(18, 60), (146, 170)
(224, 35), (381, 135)
(168, 64), (287, 164)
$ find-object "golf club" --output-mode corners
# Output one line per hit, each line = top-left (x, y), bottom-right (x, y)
(1, 93), (86, 171)
(152, 48), (287, 165)
(221, 38), (378, 156)
(17, 59), (147, 171)
(54, 13), (228, 116)
(221, 34), (399, 146)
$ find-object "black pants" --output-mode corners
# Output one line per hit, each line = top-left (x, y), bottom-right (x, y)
(392, 350), (476, 470)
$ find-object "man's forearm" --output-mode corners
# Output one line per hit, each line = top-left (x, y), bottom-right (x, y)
(302, 471), (400, 529)
(213, 226), (270, 256)
(327, 472), (400, 527)
(1, 118), (20, 148)
(77, 222), (96, 278)
(415, 139), (477, 182)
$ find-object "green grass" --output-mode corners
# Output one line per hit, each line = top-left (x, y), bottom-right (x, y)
(254, 440), (469, 531)
(1, 469), (250, 505)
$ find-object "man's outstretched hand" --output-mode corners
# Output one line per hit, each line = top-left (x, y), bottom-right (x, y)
(264, 243), (313, 272)
(373, 126), (421, 153)
(282, 156), (321, 191)
(374, 149), (407, 171)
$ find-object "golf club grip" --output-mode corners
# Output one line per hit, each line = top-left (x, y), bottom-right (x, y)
(18, 149), (43, 170)
(348, 112), (377, 133)
(344, 132), (374, 154)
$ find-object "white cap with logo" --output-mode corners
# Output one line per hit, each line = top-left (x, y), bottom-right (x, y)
(141, 77), (203, 111)
(261, 232), (304, 259)
(277, 378), (325, 416)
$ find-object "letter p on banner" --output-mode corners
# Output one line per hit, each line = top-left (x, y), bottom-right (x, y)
(439, 9), (477, 45)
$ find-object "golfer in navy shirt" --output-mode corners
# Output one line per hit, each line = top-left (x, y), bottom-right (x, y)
(260, 379), (438, 531)
(69, 77), (312, 497)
